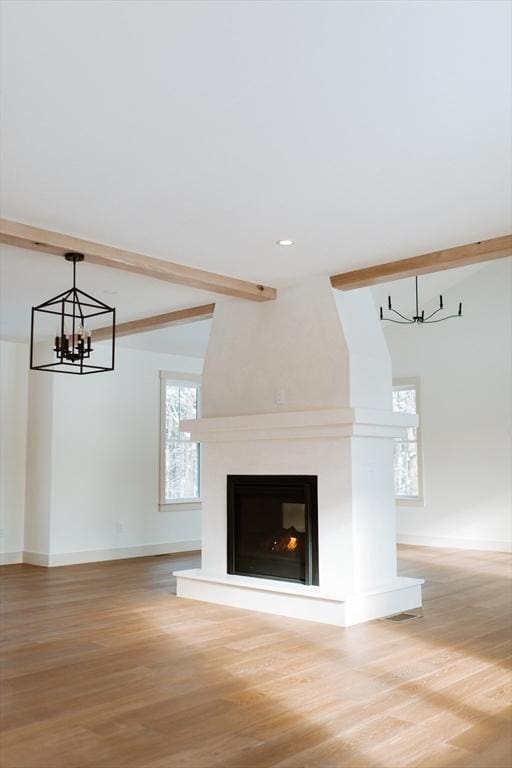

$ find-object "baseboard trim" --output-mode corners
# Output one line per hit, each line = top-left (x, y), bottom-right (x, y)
(0, 551), (24, 565)
(22, 540), (201, 568)
(23, 551), (50, 566)
(397, 534), (512, 553)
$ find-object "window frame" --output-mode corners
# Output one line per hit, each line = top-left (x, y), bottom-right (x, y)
(159, 371), (202, 511)
(393, 377), (425, 507)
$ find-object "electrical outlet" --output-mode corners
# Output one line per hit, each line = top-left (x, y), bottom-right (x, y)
(116, 521), (125, 534)
(275, 388), (286, 405)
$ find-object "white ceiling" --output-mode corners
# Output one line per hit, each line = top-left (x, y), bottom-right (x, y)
(1, 1), (511, 352)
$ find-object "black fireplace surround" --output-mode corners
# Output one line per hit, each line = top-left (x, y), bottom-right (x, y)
(227, 475), (319, 586)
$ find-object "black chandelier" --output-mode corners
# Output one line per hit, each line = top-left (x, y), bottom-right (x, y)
(30, 252), (116, 374)
(379, 275), (463, 325)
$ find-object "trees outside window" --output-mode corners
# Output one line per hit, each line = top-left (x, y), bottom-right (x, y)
(161, 378), (200, 503)
(392, 380), (423, 501)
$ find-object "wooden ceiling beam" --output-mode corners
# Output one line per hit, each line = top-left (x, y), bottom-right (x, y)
(93, 304), (215, 341)
(0, 218), (276, 302)
(330, 235), (512, 291)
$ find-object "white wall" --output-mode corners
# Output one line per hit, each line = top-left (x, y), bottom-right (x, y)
(46, 346), (202, 563)
(1, 342), (202, 565)
(384, 258), (512, 551)
(0, 341), (28, 563)
(334, 288), (392, 410)
(24, 359), (53, 558)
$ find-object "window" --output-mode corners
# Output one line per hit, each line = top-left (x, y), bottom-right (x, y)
(392, 379), (423, 503)
(160, 373), (201, 506)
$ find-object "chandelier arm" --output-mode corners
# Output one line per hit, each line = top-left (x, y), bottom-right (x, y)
(74, 287), (113, 310)
(81, 308), (116, 320)
(388, 307), (415, 322)
(35, 287), (74, 309)
(60, 300), (65, 361)
(36, 307), (94, 318)
(422, 306), (445, 322)
(63, 297), (108, 311)
(73, 289), (86, 325)
(72, 286), (77, 351)
(381, 315), (416, 324)
(422, 312), (463, 324)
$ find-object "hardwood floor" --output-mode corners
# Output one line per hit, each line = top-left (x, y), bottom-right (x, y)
(1, 545), (511, 768)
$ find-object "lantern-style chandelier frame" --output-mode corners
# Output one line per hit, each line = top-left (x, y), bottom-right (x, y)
(30, 252), (116, 374)
(379, 275), (463, 325)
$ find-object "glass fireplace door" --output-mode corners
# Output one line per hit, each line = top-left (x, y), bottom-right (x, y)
(227, 475), (319, 585)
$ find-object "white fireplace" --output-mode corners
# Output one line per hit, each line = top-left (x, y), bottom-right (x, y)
(175, 277), (423, 626)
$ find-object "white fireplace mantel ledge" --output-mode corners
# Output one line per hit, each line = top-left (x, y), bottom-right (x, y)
(181, 408), (417, 442)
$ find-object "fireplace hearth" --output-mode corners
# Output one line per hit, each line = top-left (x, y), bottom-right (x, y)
(227, 475), (319, 585)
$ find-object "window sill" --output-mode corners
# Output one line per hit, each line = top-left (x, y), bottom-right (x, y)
(160, 500), (202, 512)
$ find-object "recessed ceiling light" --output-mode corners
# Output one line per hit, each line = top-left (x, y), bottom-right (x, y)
(276, 239), (295, 246)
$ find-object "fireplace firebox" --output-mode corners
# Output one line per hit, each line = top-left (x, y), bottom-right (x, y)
(227, 475), (319, 585)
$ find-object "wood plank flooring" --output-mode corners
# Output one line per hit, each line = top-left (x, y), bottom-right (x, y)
(0, 545), (511, 768)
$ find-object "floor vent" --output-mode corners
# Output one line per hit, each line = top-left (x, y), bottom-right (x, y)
(382, 612), (421, 623)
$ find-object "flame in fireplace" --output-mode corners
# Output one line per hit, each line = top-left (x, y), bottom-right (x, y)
(269, 531), (301, 553)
